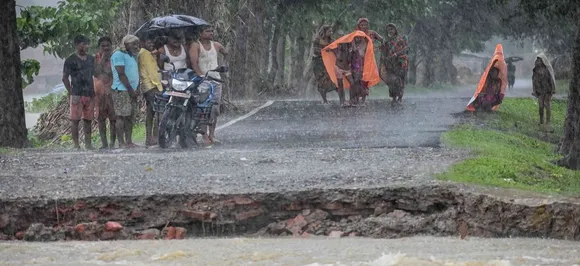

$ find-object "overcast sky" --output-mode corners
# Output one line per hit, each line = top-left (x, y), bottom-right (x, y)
(16, 0), (59, 15)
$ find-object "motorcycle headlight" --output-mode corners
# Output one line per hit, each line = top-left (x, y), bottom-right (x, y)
(197, 81), (211, 94)
(172, 79), (193, 91)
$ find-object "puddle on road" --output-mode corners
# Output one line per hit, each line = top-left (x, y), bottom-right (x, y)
(1, 236), (579, 266)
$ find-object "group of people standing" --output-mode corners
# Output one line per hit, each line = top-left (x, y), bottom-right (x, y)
(62, 25), (228, 150)
(312, 18), (409, 106)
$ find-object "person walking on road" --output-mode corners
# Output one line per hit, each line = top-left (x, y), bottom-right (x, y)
(62, 35), (96, 150)
(352, 18), (383, 105)
(111, 35), (140, 148)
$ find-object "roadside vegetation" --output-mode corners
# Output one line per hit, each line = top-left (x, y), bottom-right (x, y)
(24, 91), (66, 113)
(439, 93), (580, 195)
(554, 79), (571, 98)
(33, 123), (148, 149)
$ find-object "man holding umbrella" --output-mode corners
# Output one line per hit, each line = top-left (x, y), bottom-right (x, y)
(189, 25), (229, 144)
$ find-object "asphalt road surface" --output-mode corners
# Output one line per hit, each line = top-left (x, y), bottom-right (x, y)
(1, 93), (476, 200)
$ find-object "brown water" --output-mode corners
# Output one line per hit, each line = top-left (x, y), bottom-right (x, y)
(1, 236), (579, 266)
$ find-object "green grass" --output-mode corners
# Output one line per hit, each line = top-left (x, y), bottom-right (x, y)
(556, 79), (570, 97)
(0, 147), (14, 154)
(25, 92), (66, 113)
(53, 123), (147, 149)
(439, 98), (580, 195)
(487, 98), (566, 143)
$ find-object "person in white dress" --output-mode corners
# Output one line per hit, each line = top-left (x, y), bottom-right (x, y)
(189, 26), (229, 144)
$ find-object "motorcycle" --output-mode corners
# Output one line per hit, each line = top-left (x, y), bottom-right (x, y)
(154, 56), (227, 149)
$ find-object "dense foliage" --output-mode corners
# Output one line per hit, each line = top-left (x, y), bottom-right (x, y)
(17, 0), (123, 88)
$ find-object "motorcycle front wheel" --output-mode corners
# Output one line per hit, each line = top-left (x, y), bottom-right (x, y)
(158, 106), (180, 149)
(179, 116), (199, 149)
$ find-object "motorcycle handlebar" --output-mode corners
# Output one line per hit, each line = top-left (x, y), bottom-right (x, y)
(203, 70), (224, 83)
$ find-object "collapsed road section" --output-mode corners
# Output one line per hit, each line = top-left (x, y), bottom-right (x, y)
(1, 184), (579, 242)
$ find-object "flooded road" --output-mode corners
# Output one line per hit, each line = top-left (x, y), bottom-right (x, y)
(1, 236), (578, 266)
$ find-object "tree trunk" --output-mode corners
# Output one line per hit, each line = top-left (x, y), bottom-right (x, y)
(262, 19), (275, 76)
(559, 86), (577, 155)
(244, 0), (265, 98)
(285, 36), (294, 89)
(268, 24), (282, 86)
(292, 35), (307, 93)
(419, 51), (435, 87)
(273, 34), (287, 90)
(557, 20), (580, 169)
(0, 0), (28, 148)
(230, 1), (249, 98)
(408, 54), (418, 85)
(127, 0), (145, 34)
(301, 29), (317, 96)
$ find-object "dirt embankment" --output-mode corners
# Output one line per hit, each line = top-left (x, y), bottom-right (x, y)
(1, 184), (579, 242)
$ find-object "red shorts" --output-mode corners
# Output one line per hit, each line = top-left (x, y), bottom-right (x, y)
(94, 77), (116, 121)
(95, 93), (116, 121)
(70, 95), (94, 121)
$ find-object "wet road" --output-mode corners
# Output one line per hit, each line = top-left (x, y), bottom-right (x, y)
(1, 236), (579, 265)
(0, 96), (470, 199)
(218, 99), (462, 150)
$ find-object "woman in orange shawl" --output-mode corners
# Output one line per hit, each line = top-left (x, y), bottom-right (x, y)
(322, 31), (381, 106)
(466, 44), (507, 112)
(348, 18), (383, 105)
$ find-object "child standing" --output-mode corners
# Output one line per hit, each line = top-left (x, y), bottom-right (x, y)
(351, 36), (368, 105)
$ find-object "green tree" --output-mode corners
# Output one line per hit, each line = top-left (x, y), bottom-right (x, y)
(17, 0), (125, 88)
(523, 3), (580, 169)
(506, 0), (580, 168)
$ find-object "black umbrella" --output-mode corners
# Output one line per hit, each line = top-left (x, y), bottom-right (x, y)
(134, 15), (210, 36)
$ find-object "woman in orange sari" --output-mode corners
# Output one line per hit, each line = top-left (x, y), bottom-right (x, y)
(466, 44), (507, 112)
(351, 18), (383, 105)
(321, 31), (381, 107)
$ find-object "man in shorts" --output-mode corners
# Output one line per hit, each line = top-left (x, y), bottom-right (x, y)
(62, 35), (95, 149)
(111, 35), (140, 148)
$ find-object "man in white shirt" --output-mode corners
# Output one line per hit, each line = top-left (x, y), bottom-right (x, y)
(189, 26), (229, 144)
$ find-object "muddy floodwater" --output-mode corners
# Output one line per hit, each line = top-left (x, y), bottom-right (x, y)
(1, 236), (579, 266)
